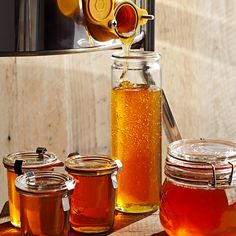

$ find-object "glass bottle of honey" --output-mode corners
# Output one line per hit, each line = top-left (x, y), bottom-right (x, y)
(111, 51), (162, 213)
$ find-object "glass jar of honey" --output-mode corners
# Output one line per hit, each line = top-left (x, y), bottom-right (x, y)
(2, 147), (63, 227)
(160, 138), (236, 236)
(111, 51), (162, 213)
(65, 154), (122, 233)
(15, 171), (75, 236)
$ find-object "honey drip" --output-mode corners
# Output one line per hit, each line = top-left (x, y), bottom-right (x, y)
(85, 26), (95, 47)
(119, 34), (135, 83)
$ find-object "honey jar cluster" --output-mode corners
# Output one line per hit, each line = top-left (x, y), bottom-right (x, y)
(3, 148), (122, 235)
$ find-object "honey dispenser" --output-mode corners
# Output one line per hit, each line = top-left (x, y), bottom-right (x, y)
(58, 0), (153, 41)
(0, 0), (155, 56)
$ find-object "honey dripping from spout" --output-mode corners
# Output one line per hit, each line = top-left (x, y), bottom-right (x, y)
(113, 2), (154, 86)
(114, 2), (136, 84)
(119, 35), (135, 84)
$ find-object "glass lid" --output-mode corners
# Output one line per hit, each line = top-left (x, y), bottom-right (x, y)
(3, 147), (61, 170)
(65, 154), (122, 176)
(15, 171), (75, 194)
(166, 139), (236, 188)
(168, 139), (236, 163)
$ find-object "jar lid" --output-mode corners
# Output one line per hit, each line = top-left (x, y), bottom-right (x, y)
(166, 139), (236, 188)
(3, 147), (63, 174)
(65, 154), (122, 176)
(15, 171), (75, 195)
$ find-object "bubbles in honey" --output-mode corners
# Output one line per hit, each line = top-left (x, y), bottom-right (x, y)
(111, 86), (162, 213)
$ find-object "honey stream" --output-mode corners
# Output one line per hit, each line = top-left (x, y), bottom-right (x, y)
(119, 36), (135, 82)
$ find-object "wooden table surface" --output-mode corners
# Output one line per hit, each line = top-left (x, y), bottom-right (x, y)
(0, 211), (167, 236)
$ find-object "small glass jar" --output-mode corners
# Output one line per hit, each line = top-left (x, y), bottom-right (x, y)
(111, 51), (162, 213)
(65, 154), (122, 233)
(2, 147), (63, 227)
(15, 171), (75, 236)
(160, 139), (236, 236)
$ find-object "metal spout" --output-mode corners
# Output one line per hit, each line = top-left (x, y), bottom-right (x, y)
(141, 14), (155, 20)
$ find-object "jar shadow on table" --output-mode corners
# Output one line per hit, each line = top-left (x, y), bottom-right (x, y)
(1, 203), (159, 236)
(69, 211), (154, 236)
(152, 231), (169, 236)
(0, 222), (21, 236)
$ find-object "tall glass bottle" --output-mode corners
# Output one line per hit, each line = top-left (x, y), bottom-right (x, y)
(111, 51), (162, 213)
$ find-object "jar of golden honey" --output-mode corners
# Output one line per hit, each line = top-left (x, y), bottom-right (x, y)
(15, 171), (75, 236)
(160, 138), (236, 236)
(65, 154), (122, 233)
(111, 51), (162, 213)
(2, 147), (63, 227)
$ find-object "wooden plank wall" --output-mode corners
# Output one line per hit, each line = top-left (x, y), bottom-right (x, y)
(157, 0), (236, 139)
(1, 0), (236, 210)
(0, 52), (113, 209)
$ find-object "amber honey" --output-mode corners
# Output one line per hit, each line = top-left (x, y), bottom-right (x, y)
(15, 171), (75, 236)
(20, 194), (69, 236)
(161, 139), (236, 236)
(7, 171), (20, 227)
(65, 155), (122, 233)
(111, 84), (162, 213)
(160, 179), (236, 236)
(6, 168), (54, 228)
(70, 174), (115, 233)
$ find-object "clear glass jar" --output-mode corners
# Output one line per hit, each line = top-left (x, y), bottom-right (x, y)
(111, 51), (162, 213)
(15, 171), (75, 236)
(2, 147), (63, 227)
(160, 139), (236, 236)
(65, 154), (122, 233)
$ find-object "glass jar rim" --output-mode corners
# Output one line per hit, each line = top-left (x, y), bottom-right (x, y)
(65, 154), (122, 176)
(112, 50), (161, 62)
(3, 150), (62, 170)
(166, 138), (236, 188)
(15, 171), (75, 195)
